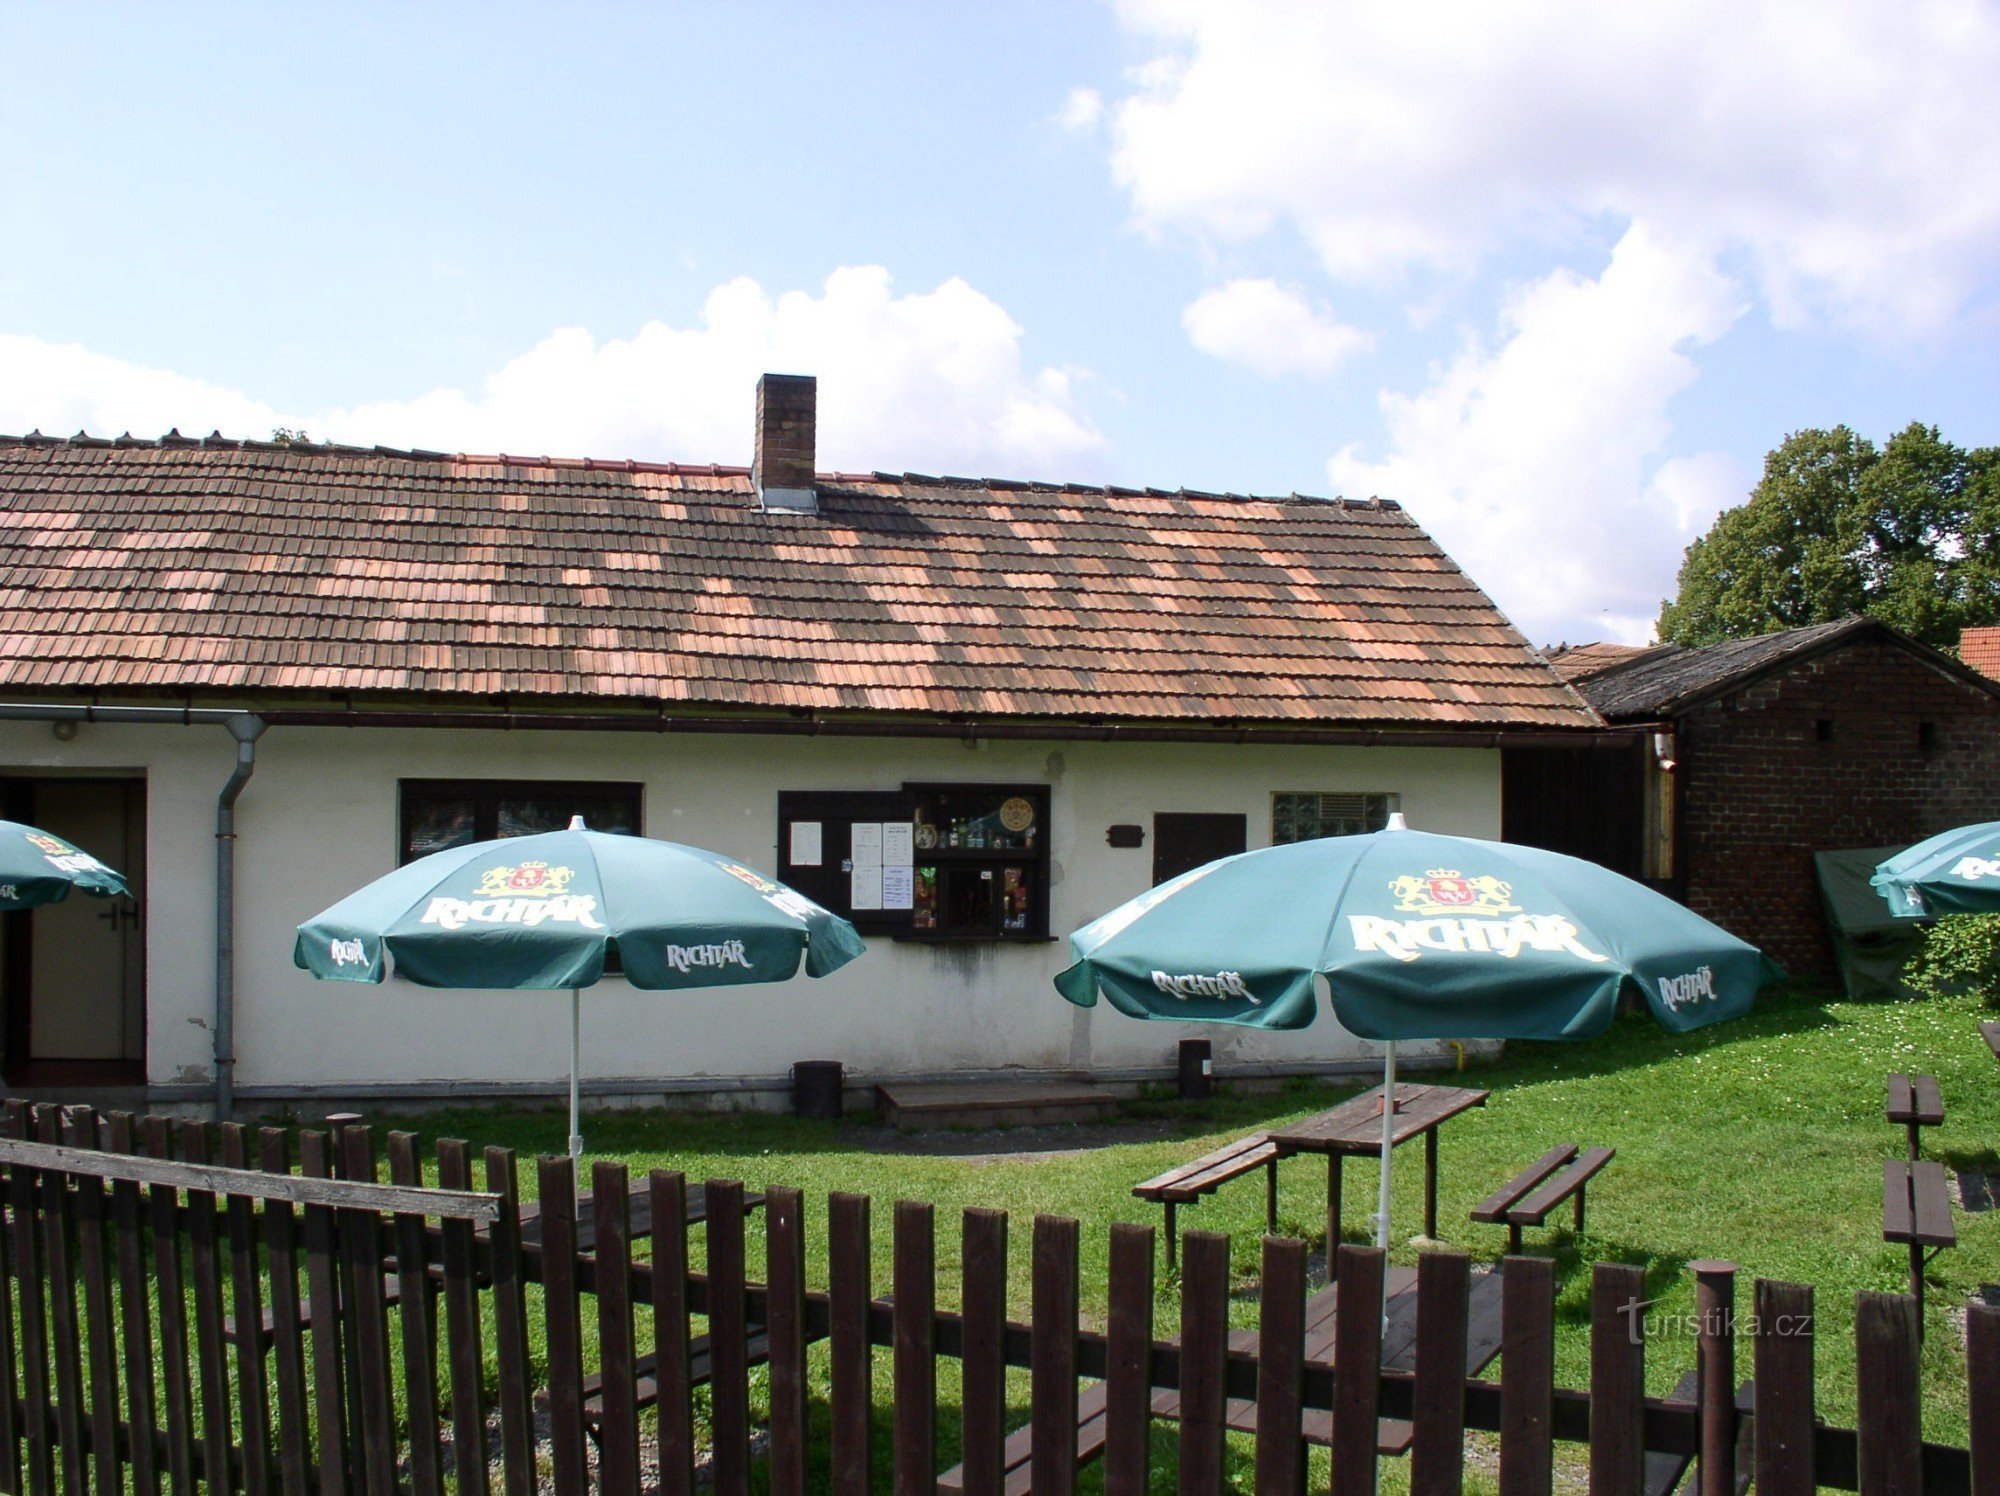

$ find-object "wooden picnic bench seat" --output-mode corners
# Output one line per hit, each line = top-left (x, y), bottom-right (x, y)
(1642, 1371), (1754, 1496)
(1886, 1073), (1944, 1159)
(1470, 1144), (1614, 1255)
(1132, 1132), (1279, 1266)
(937, 1265), (1505, 1493)
(580, 1326), (773, 1439)
(1883, 1156), (1955, 1325)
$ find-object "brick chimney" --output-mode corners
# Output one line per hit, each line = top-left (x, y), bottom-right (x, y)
(752, 373), (817, 513)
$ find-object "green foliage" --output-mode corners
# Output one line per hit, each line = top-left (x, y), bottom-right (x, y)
(1658, 423), (2000, 648)
(269, 426), (313, 446)
(1904, 914), (2000, 1005)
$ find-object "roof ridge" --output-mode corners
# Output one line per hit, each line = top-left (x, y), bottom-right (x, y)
(0, 433), (1397, 509)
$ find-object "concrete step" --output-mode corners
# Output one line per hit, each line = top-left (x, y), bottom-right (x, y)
(876, 1079), (1123, 1132)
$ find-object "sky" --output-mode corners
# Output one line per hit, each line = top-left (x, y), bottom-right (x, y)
(4, 1), (1998, 647)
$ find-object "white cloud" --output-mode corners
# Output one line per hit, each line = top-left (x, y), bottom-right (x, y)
(1056, 86), (1105, 132)
(0, 335), (286, 441)
(1108, 0), (2000, 336)
(0, 267), (1104, 477)
(1327, 223), (1748, 645)
(1181, 278), (1372, 376)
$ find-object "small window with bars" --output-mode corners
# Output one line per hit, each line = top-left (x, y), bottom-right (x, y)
(1271, 791), (1400, 845)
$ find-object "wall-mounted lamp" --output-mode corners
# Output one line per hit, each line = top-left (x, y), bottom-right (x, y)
(50, 720), (78, 743)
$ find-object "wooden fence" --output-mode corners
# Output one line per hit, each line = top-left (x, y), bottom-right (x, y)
(1, 1100), (1997, 1493)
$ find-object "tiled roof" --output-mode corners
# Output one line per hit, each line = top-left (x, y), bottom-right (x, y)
(1959, 626), (2000, 681)
(0, 432), (1597, 730)
(1544, 641), (1670, 684)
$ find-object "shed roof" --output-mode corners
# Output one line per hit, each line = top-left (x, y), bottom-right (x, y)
(0, 432), (1597, 731)
(1566, 616), (2000, 720)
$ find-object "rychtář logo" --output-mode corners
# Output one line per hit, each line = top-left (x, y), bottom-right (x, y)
(716, 860), (819, 922)
(1151, 970), (1259, 1004)
(1951, 855), (2000, 882)
(1351, 869), (1609, 965)
(328, 938), (367, 968)
(24, 830), (109, 877)
(664, 940), (755, 974)
(422, 862), (603, 932)
(1657, 965), (1716, 1011)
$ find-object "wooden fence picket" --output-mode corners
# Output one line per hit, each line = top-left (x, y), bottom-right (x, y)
(66, 1106), (122, 1496)
(434, 1139), (491, 1496)
(337, 1125), (397, 1496)
(1178, 1230), (1231, 1495)
(220, 1122), (274, 1495)
(107, 1112), (161, 1496)
(1855, 1290), (1921, 1496)
(257, 1128), (312, 1496)
(960, 1207), (1010, 1496)
(1971, 1301), (2000, 1496)
(651, 1169), (696, 1496)
(892, 1198), (937, 1496)
(1103, 1220), (1155, 1496)
(1588, 1261), (1646, 1496)
(40, 1107), (88, 1493)
(827, 1190), (874, 1496)
(1330, 1244), (1385, 1496)
(386, 1132), (444, 1496)
(482, 1146), (535, 1496)
(1031, 1214), (1081, 1495)
(708, 1177), (754, 1496)
(1753, 1280), (1816, 1496)
(298, 1130), (350, 1496)
(1254, 1234), (1306, 1495)
(766, 1184), (810, 1496)
(1498, 1254), (1556, 1496)
(1410, 1250), (1471, 1496)
(592, 1160), (642, 1496)
(536, 1152), (589, 1496)
(141, 1115), (195, 1496)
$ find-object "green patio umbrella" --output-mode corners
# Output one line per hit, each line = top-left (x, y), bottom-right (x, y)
(295, 817), (866, 1156)
(0, 818), (128, 908)
(1058, 815), (1782, 1251)
(1872, 822), (2000, 917)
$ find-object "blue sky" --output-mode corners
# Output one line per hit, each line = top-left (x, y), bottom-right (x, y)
(5, 1), (1997, 645)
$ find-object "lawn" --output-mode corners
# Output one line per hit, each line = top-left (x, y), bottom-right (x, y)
(375, 982), (1997, 1485)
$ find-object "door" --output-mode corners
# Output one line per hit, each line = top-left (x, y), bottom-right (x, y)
(1, 778), (146, 1085)
(1152, 813), (1248, 886)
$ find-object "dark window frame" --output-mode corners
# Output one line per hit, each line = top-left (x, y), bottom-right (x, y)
(1270, 791), (1400, 845)
(397, 779), (644, 864)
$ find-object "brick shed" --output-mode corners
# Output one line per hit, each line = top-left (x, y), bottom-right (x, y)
(1530, 618), (2000, 979)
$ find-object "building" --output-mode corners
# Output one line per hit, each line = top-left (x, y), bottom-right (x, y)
(0, 375), (1600, 1114)
(1532, 618), (2000, 977)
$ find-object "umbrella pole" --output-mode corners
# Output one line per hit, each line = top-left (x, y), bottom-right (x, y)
(1375, 1041), (1396, 1251)
(569, 987), (583, 1160)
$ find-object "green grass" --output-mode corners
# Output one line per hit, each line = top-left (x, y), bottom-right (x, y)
(373, 981), (1999, 1480)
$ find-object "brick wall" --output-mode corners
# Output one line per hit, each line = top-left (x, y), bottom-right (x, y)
(1678, 636), (2000, 978)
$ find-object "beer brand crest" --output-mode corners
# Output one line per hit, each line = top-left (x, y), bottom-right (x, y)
(1389, 869), (1520, 918)
(25, 833), (70, 857)
(475, 861), (574, 898)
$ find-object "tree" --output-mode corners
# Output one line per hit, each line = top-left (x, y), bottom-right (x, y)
(1657, 423), (2000, 649)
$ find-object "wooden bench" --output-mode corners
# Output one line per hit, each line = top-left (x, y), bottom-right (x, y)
(1470, 1145), (1614, 1255)
(936, 1264), (1507, 1493)
(1642, 1371), (1754, 1496)
(1132, 1132), (1279, 1267)
(580, 1326), (773, 1441)
(1886, 1073), (1944, 1160)
(1883, 1157), (1955, 1327)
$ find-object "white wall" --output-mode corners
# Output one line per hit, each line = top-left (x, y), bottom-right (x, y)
(0, 718), (1502, 1093)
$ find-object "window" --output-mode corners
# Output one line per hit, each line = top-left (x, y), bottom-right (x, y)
(1271, 792), (1399, 845)
(398, 780), (642, 863)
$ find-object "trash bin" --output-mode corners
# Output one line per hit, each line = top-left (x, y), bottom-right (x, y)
(1177, 1039), (1212, 1100)
(792, 1060), (845, 1120)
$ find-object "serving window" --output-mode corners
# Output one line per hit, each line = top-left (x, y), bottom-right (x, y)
(777, 783), (1051, 941)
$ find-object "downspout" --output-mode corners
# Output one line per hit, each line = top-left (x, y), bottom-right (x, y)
(214, 715), (267, 1121)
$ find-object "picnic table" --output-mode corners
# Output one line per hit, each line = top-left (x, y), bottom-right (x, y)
(504, 1179), (766, 1254)
(1267, 1082), (1489, 1263)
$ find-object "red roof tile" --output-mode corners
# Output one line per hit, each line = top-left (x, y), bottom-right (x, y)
(1960, 626), (2000, 681)
(0, 434), (1597, 730)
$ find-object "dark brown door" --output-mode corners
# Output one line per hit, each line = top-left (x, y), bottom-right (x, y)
(1153, 813), (1248, 886)
(2, 777), (147, 1086)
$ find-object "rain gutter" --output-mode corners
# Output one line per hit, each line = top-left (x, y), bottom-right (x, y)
(0, 702), (267, 1121)
(255, 704), (1637, 750)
